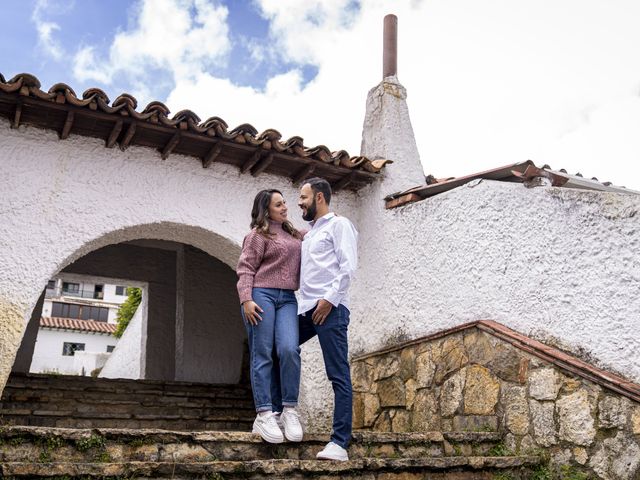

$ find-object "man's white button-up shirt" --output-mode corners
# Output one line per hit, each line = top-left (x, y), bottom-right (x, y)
(298, 212), (358, 315)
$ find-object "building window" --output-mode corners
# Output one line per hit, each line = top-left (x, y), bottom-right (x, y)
(62, 282), (80, 294)
(115, 286), (127, 296)
(47, 280), (56, 289)
(52, 302), (109, 322)
(106, 345), (115, 353)
(62, 342), (85, 356)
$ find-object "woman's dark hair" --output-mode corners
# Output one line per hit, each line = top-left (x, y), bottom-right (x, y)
(250, 189), (301, 239)
(304, 177), (332, 205)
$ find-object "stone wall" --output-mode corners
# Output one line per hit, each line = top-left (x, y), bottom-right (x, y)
(351, 321), (640, 479)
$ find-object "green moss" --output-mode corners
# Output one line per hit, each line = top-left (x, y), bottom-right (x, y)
(559, 465), (591, 480)
(492, 473), (515, 480)
(530, 464), (552, 480)
(488, 441), (512, 456)
(75, 433), (106, 452)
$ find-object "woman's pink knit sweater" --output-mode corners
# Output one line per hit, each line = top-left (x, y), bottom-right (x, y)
(236, 221), (303, 304)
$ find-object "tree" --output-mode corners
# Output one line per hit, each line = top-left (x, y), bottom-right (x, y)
(114, 287), (142, 338)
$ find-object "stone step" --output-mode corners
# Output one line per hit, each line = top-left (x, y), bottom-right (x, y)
(0, 398), (255, 413)
(0, 457), (542, 479)
(0, 415), (254, 431)
(0, 427), (511, 463)
(3, 377), (252, 398)
(2, 373), (256, 430)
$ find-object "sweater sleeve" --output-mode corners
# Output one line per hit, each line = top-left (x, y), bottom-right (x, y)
(236, 231), (266, 304)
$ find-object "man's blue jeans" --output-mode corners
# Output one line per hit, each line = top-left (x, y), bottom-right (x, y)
(243, 288), (300, 412)
(273, 304), (352, 449)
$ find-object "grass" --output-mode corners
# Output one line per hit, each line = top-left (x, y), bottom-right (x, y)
(487, 441), (512, 457)
(75, 434), (106, 452)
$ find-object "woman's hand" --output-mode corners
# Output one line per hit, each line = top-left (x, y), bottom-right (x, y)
(243, 300), (264, 325)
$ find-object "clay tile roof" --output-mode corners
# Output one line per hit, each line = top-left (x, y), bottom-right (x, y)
(0, 72), (390, 191)
(385, 160), (640, 209)
(40, 317), (117, 334)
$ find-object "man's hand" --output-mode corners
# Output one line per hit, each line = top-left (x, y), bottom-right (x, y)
(312, 299), (333, 325)
(242, 300), (264, 325)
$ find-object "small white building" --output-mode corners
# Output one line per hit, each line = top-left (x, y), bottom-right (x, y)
(29, 317), (117, 376)
(28, 273), (134, 375)
(43, 273), (130, 323)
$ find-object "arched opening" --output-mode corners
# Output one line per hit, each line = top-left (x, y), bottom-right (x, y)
(5, 223), (253, 430)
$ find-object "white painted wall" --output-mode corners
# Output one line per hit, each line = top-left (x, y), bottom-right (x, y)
(29, 328), (116, 375)
(2, 114), (639, 432)
(100, 291), (147, 380)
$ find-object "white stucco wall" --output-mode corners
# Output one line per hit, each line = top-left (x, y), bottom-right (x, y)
(29, 328), (116, 375)
(351, 179), (640, 376)
(100, 290), (147, 380)
(0, 117), (357, 392)
(2, 114), (639, 432)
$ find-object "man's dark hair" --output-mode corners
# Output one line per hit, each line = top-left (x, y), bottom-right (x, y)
(304, 177), (332, 205)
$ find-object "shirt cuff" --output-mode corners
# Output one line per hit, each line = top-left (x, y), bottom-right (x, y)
(323, 290), (341, 308)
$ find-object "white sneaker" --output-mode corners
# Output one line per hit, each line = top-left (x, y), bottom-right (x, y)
(316, 441), (349, 461)
(252, 412), (284, 443)
(281, 407), (303, 442)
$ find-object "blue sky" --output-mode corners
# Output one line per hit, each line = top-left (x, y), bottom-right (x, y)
(3, 0), (640, 190)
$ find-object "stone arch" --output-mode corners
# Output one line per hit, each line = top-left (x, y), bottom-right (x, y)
(6, 221), (245, 391)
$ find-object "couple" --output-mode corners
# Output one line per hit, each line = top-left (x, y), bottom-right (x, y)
(236, 177), (357, 462)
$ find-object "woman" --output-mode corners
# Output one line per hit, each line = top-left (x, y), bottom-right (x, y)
(236, 189), (304, 444)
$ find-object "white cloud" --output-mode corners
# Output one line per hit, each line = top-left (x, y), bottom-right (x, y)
(78, 0), (640, 189)
(73, 0), (231, 94)
(32, 0), (66, 60)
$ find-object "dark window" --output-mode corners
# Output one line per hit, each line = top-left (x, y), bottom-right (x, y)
(62, 282), (79, 293)
(47, 280), (55, 289)
(62, 342), (85, 356)
(106, 345), (115, 353)
(94, 284), (104, 299)
(115, 286), (127, 296)
(51, 302), (109, 322)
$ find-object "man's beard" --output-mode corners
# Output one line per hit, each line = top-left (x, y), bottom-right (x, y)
(302, 198), (317, 221)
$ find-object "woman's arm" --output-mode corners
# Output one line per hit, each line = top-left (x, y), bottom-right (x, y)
(236, 231), (266, 324)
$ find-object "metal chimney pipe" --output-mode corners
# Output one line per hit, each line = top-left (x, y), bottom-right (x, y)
(383, 14), (398, 79)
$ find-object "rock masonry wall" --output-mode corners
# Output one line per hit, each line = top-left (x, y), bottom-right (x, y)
(351, 323), (640, 479)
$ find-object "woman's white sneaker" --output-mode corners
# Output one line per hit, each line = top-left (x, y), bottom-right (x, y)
(316, 441), (349, 461)
(281, 407), (303, 442)
(252, 412), (284, 443)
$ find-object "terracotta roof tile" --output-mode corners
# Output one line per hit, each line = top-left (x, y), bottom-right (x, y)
(40, 317), (117, 334)
(385, 161), (640, 208)
(0, 73), (392, 191)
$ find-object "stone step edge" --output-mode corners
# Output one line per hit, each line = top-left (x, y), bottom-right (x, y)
(0, 456), (542, 476)
(0, 411), (255, 421)
(0, 426), (502, 444)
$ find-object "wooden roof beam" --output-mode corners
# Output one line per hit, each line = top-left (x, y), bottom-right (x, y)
(119, 122), (136, 151)
(332, 171), (358, 191)
(161, 131), (181, 160)
(202, 143), (223, 168)
(12, 102), (22, 129)
(241, 150), (262, 174)
(292, 164), (315, 185)
(60, 110), (74, 140)
(106, 118), (123, 148)
(251, 153), (274, 176)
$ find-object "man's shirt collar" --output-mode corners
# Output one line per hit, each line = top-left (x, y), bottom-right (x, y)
(309, 211), (335, 228)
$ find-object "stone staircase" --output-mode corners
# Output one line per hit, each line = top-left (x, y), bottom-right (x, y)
(0, 373), (255, 431)
(0, 373), (544, 478)
(0, 426), (543, 479)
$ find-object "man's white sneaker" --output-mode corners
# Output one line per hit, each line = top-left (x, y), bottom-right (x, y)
(316, 441), (349, 461)
(281, 408), (303, 442)
(252, 412), (284, 443)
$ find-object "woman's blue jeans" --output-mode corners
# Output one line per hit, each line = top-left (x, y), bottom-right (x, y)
(243, 288), (300, 413)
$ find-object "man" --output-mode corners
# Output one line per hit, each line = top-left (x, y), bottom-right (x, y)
(297, 177), (358, 461)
